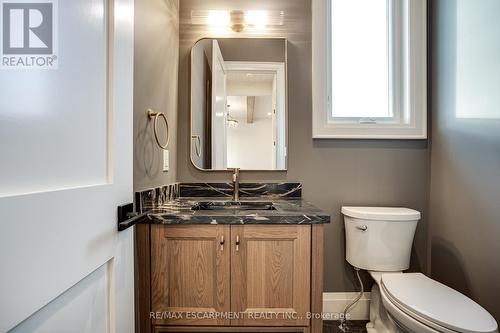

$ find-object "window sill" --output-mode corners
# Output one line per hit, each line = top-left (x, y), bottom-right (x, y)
(312, 122), (428, 140)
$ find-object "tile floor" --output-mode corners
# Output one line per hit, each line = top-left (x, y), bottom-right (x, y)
(323, 320), (368, 333)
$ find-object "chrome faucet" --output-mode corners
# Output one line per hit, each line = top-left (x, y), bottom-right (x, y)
(231, 168), (240, 201)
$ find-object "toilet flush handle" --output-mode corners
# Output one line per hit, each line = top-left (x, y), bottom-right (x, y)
(356, 225), (368, 231)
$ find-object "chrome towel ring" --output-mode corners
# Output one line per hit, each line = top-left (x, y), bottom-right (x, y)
(147, 109), (169, 150)
(191, 135), (201, 157)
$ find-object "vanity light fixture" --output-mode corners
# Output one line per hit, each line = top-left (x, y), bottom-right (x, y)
(191, 10), (284, 32)
(230, 10), (245, 32)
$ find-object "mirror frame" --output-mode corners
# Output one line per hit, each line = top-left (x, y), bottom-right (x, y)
(189, 37), (288, 172)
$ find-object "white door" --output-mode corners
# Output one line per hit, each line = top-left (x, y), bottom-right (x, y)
(271, 74), (278, 169)
(0, 0), (134, 332)
(211, 40), (227, 169)
(274, 63), (286, 170)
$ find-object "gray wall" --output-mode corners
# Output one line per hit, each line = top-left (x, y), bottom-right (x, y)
(429, 0), (500, 321)
(178, 0), (429, 292)
(218, 38), (286, 62)
(134, 0), (179, 191)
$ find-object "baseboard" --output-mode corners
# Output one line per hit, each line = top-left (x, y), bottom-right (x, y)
(322, 292), (370, 321)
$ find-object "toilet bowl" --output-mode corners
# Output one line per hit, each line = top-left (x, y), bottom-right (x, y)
(342, 207), (498, 333)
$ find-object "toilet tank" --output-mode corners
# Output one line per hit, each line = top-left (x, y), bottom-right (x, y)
(342, 207), (421, 271)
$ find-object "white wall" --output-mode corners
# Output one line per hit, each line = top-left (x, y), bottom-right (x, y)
(455, 0), (500, 119)
(227, 96), (274, 169)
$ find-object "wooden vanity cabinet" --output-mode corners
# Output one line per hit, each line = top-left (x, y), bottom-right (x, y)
(150, 225), (231, 326)
(230, 225), (311, 327)
(137, 224), (324, 333)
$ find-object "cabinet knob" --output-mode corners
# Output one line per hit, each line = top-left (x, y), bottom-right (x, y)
(220, 235), (225, 251)
(235, 235), (240, 251)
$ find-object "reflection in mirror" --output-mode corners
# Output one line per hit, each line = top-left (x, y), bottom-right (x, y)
(190, 38), (287, 171)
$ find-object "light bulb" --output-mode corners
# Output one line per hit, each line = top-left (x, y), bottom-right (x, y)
(245, 10), (269, 28)
(207, 10), (230, 27)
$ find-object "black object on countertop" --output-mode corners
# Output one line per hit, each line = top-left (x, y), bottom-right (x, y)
(117, 203), (148, 231)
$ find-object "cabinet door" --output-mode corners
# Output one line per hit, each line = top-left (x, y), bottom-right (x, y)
(151, 225), (230, 326)
(231, 225), (311, 326)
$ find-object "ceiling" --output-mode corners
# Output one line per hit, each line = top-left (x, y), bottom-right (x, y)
(227, 72), (275, 85)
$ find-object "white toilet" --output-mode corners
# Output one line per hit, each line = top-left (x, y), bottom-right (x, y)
(342, 206), (498, 333)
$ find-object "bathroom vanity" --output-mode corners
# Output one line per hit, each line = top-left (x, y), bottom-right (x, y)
(135, 183), (330, 333)
(134, 38), (329, 333)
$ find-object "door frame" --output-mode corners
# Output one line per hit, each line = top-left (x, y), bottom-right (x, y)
(211, 39), (228, 169)
(224, 61), (286, 170)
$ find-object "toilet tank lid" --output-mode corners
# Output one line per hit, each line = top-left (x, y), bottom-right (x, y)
(382, 273), (498, 333)
(341, 206), (421, 221)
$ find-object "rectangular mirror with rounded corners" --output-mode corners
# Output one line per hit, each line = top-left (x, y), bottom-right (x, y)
(190, 38), (288, 171)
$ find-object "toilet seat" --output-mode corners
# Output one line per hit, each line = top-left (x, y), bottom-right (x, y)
(380, 273), (498, 333)
(380, 280), (458, 333)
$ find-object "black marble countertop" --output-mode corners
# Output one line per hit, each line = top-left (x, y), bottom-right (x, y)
(143, 197), (330, 225)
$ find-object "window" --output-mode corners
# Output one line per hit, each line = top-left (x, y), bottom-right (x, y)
(313, 0), (427, 139)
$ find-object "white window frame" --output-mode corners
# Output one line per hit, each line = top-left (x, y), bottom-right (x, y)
(312, 0), (427, 139)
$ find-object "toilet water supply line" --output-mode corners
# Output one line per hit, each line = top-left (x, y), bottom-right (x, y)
(340, 267), (365, 331)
